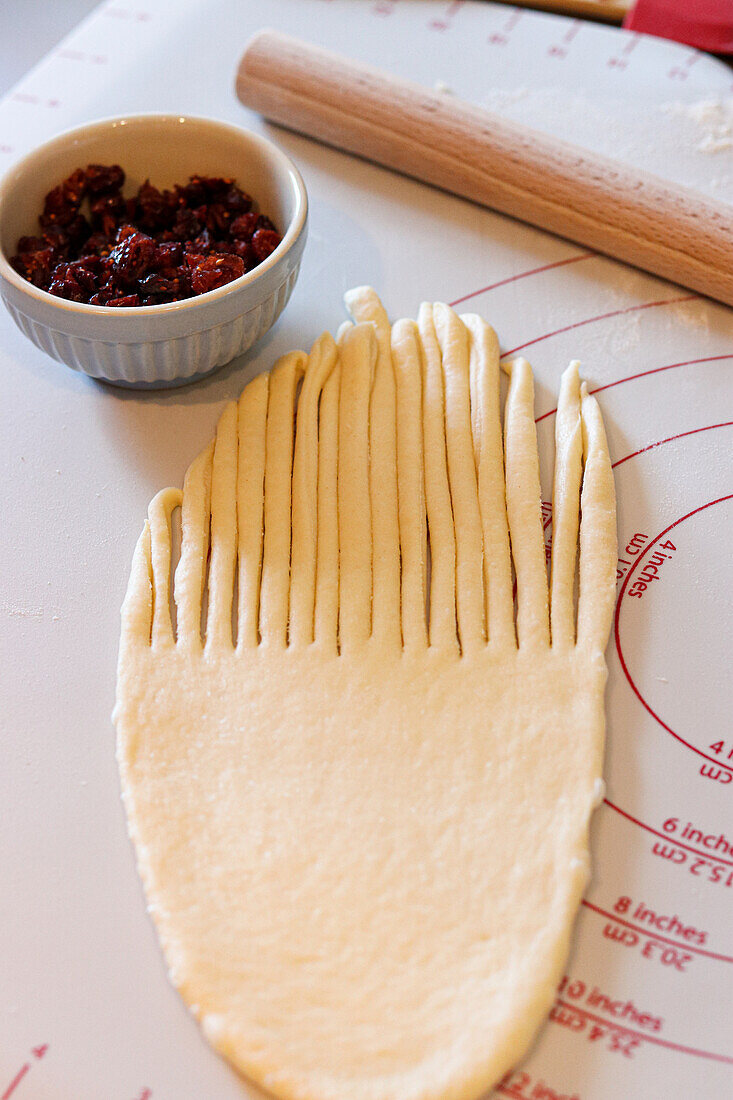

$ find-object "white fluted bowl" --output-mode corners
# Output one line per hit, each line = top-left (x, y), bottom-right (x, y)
(0, 114), (307, 387)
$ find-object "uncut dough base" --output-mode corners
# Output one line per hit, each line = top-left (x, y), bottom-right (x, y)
(115, 290), (616, 1100)
(117, 645), (604, 1100)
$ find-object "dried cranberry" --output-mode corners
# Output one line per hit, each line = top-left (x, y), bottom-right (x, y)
(40, 185), (79, 228)
(107, 294), (141, 307)
(110, 230), (156, 283)
(171, 207), (201, 240)
(251, 228), (281, 262)
(186, 175), (233, 202)
(64, 215), (91, 250)
(48, 262), (87, 302)
(202, 202), (232, 234)
(213, 238), (254, 267)
(14, 162), (280, 305)
(85, 163), (124, 195)
(139, 271), (189, 297)
(177, 178), (205, 206)
(134, 181), (174, 231)
(16, 235), (44, 253)
(188, 228), (213, 254)
(152, 242), (183, 268)
(90, 191), (125, 233)
(189, 253), (245, 295)
(88, 289), (112, 306)
(62, 258), (100, 294)
(81, 232), (113, 258)
(115, 224), (137, 243)
(62, 168), (88, 205)
(11, 247), (55, 288)
(41, 224), (70, 253)
(230, 212), (259, 240)
(223, 184), (252, 215)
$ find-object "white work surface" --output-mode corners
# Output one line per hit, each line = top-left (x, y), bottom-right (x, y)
(1, 2), (732, 1098)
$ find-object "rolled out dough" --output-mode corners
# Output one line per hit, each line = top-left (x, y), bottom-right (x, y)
(114, 289), (616, 1100)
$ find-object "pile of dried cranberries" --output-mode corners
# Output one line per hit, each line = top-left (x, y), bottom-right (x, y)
(11, 164), (282, 307)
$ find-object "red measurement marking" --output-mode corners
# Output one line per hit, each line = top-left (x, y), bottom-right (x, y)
(10, 91), (60, 108)
(105, 6), (151, 19)
(608, 34), (639, 68)
(2, 1045), (48, 1098)
(448, 252), (593, 309)
(535, 353), (733, 423)
(668, 51), (698, 82)
(503, 8), (524, 32)
(58, 48), (108, 63)
(564, 20), (582, 43)
(615, 488), (733, 771)
(430, 0), (463, 29)
(1, 1066), (29, 1100)
(554, 999), (733, 1064)
(604, 798), (733, 867)
(612, 423), (733, 471)
(582, 899), (733, 963)
(548, 22), (581, 59)
(488, 6), (523, 43)
(502, 294), (697, 358)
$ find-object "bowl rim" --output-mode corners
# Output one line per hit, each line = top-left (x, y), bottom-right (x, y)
(0, 112), (308, 319)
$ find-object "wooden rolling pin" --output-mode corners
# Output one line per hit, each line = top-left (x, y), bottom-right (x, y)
(237, 30), (733, 309)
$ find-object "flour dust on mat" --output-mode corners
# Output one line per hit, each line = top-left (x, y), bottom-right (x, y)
(114, 288), (617, 1100)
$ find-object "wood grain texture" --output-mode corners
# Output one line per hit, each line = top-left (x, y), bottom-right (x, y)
(508, 0), (629, 20)
(237, 31), (733, 308)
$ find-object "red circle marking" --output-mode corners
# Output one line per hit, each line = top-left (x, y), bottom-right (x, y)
(581, 899), (733, 964)
(604, 798), (733, 868)
(615, 486), (733, 771)
(611, 424), (733, 471)
(502, 293), (696, 358)
(448, 251), (594, 309)
(554, 999), (733, 1065)
(535, 353), (733, 424)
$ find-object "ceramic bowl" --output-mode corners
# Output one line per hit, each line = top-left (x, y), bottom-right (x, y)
(0, 114), (308, 387)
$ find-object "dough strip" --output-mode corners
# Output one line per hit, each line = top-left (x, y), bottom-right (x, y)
(550, 362), (583, 650)
(433, 303), (486, 654)
(503, 358), (550, 649)
(391, 318), (428, 651)
(577, 384), (617, 651)
(206, 402), (238, 652)
(337, 324), (375, 649)
(345, 287), (401, 649)
(236, 375), (268, 651)
(462, 314), (515, 648)
(314, 363), (340, 654)
(259, 351), (306, 649)
(417, 303), (459, 654)
(290, 333), (337, 648)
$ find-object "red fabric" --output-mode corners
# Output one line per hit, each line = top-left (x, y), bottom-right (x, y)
(624, 0), (733, 53)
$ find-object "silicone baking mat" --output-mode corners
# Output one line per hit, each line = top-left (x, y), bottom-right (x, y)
(1, 2), (731, 1097)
